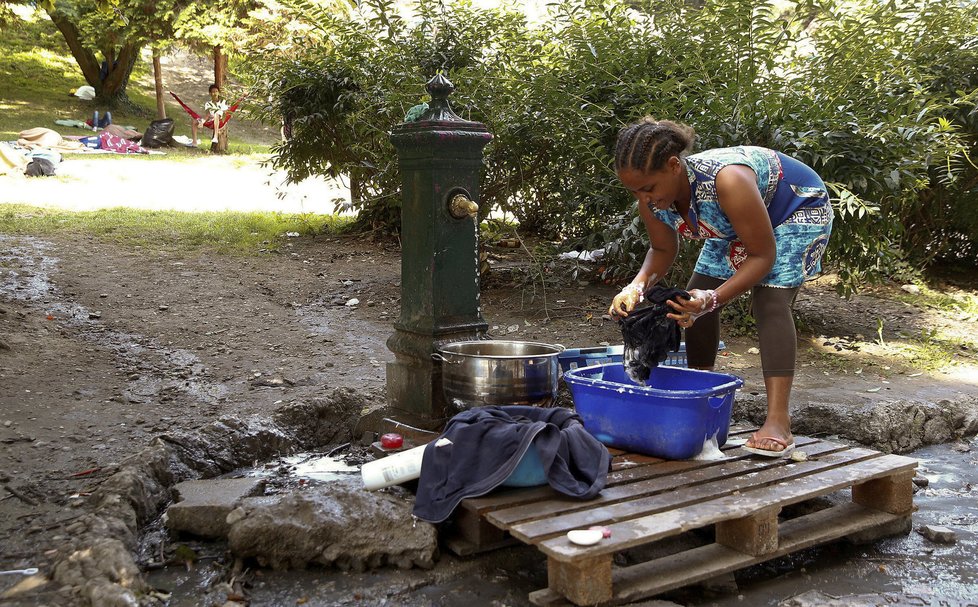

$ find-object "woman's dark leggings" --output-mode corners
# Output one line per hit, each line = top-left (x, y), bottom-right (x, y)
(684, 273), (799, 377)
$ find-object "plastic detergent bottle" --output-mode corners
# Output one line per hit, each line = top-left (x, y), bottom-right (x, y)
(361, 443), (427, 490)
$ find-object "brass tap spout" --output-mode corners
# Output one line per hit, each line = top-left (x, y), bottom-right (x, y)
(449, 194), (479, 219)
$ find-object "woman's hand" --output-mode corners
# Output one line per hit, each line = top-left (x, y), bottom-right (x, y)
(666, 289), (716, 328)
(608, 282), (645, 318)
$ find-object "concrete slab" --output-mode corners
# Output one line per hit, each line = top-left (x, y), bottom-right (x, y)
(166, 477), (267, 539)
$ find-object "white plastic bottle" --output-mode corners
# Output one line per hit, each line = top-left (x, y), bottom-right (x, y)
(361, 443), (427, 490)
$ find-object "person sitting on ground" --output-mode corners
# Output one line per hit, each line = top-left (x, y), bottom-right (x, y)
(191, 84), (229, 147)
(607, 117), (833, 457)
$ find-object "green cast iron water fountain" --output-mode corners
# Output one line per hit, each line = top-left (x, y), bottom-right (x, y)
(385, 74), (492, 426)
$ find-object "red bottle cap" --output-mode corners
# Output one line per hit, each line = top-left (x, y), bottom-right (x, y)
(380, 433), (404, 449)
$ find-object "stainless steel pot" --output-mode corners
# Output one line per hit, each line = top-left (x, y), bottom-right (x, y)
(434, 340), (564, 410)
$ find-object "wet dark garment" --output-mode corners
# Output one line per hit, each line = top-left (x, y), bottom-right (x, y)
(620, 286), (689, 384)
(413, 406), (611, 523)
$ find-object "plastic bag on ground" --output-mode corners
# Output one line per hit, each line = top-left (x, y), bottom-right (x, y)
(141, 118), (175, 148)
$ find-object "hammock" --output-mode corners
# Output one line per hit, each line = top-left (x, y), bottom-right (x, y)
(168, 91), (244, 129)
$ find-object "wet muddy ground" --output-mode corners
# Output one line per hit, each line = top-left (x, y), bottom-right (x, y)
(1, 231), (977, 606)
(140, 439), (978, 607)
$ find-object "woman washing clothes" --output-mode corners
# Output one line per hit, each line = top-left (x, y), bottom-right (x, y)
(607, 118), (833, 457)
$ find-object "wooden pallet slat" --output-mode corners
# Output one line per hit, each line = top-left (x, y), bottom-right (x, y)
(460, 427), (798, 518)
(508, 447), (883, 544)
(539, 452), (916, 561)
(488, 437), (845, 529)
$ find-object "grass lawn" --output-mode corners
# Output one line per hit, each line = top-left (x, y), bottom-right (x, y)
(0, 203), (351, 254)
(0, 7), (350, 251)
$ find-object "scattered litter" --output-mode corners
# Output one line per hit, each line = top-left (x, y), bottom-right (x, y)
(380, 433), (403, 449)
(558, 248), (605, 262)
(68, 467), (100, 478)
(0, 567), (38, 576)
(747, 347), (760, 355)
(73, 85), (95, 100)
(345, 298), (359, 307)
(866, 387), (882, 392)
(789, 451), (808, 462)
(285, 231), (300, 237)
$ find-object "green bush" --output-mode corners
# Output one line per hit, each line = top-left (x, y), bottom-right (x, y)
(243, 0), (977, 292)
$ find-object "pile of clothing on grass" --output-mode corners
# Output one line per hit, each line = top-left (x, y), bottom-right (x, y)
(55, 115), (181, 149)
(1, 124), (163, 178)
(1, 141), (59, 177)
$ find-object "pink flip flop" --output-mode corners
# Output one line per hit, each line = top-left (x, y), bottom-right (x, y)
(743, 435), (795, 458)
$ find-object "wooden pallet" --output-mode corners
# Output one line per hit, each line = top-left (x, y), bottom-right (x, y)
(446, 429), (917, 606)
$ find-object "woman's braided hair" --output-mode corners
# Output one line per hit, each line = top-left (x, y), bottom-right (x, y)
(614, 118), (695, 173)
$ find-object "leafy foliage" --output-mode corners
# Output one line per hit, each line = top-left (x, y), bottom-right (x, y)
(243, 0), (978, 291)
(173, 0), (257, 55)
(37, 0), (192, 106)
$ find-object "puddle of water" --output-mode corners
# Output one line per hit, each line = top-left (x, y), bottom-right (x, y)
(278, 453), (360, 482)
(0, 235), (228, 404)
(239, 451), (362, 485)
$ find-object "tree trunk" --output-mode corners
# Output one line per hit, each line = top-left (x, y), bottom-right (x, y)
(47, 8), (142, 111)
(214, 46), (226, 88)
(153, 49), (166, 120)
(97, 44), (141, 111)
(212, 45), (229, 153)
(46, 9), (100, 85)
(350, 173), (364, 207)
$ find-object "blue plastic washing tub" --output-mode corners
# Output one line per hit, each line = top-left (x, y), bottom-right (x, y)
(564, 363), (744, 460)
(557, 342), (726, 372)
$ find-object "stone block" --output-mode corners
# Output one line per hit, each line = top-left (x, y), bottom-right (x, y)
(226, 479), (438, 571)
(166, 478), (266, 539)
(917, 524), (957, 544)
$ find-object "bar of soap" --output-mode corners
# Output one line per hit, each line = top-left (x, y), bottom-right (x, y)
(567, 528), (604, 546)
